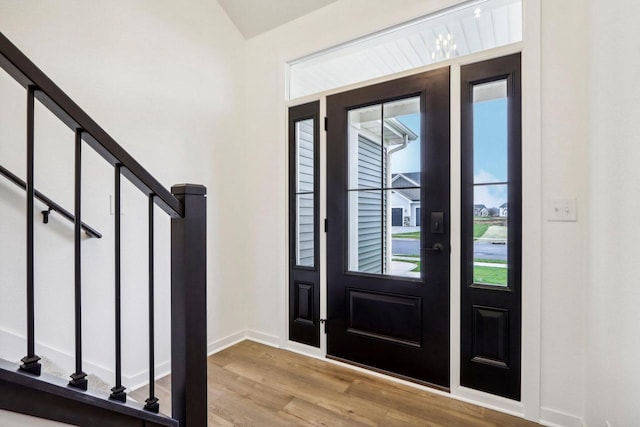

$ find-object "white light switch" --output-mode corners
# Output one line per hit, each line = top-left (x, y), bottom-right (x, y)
(549, 198), (577, 222)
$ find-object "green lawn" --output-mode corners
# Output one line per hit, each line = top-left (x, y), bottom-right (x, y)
(473, 223), (490, 238)
(392, 231), (421, 239)
(474, 258), (507, 265)
(474, 265), (507, 286)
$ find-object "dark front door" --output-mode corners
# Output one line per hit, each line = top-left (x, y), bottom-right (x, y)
(326, 68), (450, 388)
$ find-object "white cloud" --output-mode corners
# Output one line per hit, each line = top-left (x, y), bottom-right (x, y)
(474, 169), (507, 209)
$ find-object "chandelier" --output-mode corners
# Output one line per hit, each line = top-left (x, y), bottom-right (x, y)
(431, 33), (458, 61)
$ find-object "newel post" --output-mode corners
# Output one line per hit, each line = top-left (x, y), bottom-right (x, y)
(170, 184), (207, 427)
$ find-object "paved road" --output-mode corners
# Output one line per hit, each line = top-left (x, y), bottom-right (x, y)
(473, 241), (507, 261)
(392, 239), (507, 261)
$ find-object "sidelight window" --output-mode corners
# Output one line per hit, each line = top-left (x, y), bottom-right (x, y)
(288, 101), (321, 347)
(471, 80), (509, 286)
(460, 53), (522, 400)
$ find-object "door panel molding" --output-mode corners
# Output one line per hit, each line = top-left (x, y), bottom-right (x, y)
(347, 289), (422, 346)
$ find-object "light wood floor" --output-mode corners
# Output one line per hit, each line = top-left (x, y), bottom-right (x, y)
(131, 340), (540, 426)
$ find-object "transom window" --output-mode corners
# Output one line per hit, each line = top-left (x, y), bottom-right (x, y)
(288, 0), (522, 99)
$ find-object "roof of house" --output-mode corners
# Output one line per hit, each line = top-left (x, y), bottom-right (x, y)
(391, 173), (420, 201)
(392, 172), (420, 186)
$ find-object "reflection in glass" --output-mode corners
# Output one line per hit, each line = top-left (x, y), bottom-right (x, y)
(472, 80), (509, 286)
(296, 119), (314, 193)
(347, 97), (421, 277)
(296, 194), (314, 267)
(295, 118), (315, 268)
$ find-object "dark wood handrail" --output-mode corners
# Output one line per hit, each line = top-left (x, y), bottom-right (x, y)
(0, 164), (102, 238)
(0, 32), (183, 218)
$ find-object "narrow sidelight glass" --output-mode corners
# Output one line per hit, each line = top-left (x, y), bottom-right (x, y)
(294, 118), (315, 268)
(471, 79), (509, 287)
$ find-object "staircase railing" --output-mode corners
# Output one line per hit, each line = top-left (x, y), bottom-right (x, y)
(0, 31), (207, 426)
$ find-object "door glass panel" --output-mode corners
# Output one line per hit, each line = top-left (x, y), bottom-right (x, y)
(348, 97), (421, 277)
(472, 80), (508, 286)
(348, 189), (384, 274)
(348, 105), (383, 190)
(295, 118), (315, 268)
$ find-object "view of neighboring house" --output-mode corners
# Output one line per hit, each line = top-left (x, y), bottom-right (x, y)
(500, 202), (508, 217)
(473, 203), (508, 218)
(474, 204), (490, 217)
(391, 172), (421, 227)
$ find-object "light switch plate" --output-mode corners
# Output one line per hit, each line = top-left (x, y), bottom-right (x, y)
(549, 198), (577, 222)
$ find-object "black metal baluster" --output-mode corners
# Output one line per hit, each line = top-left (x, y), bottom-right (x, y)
(144, 195), (159, 413)
(20, 85), (41, 376)
(69, 129), (87, 390)
(110, 164), (126, 402)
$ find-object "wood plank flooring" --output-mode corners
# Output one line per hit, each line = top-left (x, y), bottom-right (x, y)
(130, 340), (540, 426)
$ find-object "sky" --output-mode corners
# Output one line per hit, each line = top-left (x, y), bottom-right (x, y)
(391, 114), (420, 174)
(473, 98), (508, 208)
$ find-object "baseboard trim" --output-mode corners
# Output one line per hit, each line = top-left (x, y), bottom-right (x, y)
(128, 360), (171, 392)
(451, 385), (525, 419)
(285, 340), (325, 359)
(207, 330), (248, 356)
(540, 407), (585, 427)
(246, 330), (280, 348)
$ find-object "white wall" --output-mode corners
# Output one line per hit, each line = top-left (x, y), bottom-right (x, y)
(0, 0), (247, 389)
(539, 0), (589, 425)
(587, 0), (640, 425)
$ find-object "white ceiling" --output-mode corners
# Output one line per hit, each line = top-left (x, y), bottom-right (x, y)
(217, 0), (339, 39)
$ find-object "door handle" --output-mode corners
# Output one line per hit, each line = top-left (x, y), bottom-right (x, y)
(423, 243), (444, 253)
